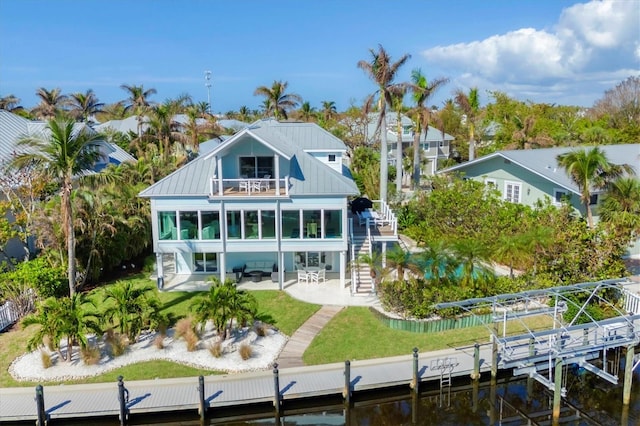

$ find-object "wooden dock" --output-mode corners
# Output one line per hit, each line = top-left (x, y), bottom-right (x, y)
(0, 344), (492, 422)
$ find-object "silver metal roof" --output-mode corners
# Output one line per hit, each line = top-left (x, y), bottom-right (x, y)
(365, 112), (455, 144)
(0, 110), (135, 170)
(139, 119), (358, 198)
(439, 144), (640, 194)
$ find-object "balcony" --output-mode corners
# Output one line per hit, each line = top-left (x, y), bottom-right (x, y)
(209, 177), (290, 197)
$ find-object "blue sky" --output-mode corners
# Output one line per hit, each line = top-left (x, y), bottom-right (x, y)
(1, 0), (638, 114)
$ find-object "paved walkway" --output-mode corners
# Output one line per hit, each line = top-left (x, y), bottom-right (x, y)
(276, 305), (344, 368)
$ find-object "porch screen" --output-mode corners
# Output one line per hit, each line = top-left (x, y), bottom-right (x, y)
(158, 211), (177, 240)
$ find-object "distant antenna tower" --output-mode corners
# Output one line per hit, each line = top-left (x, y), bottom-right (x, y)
(204, 70), (212, 114)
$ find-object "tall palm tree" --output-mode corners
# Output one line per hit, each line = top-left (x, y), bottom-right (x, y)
(358, 44), (411, 202)
(409, 69), (449, 188)
(556, 147), (634, 227)
(253, 80), (302, 120)
(32, 87), (69, 120)
(120, 84), (157, 136)
(298, 101), (316, 122)
(321, 100), (337, 121)
(68, 89), (104, 122)
(391, 89), (406, 193)
(0, 94), (24, 112)
(12, 119), (102, 296)
(454, 87), (480, 161)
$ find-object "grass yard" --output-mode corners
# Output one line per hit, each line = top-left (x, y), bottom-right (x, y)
(303, 307), (553, 365)
(0, 278), (319, 387)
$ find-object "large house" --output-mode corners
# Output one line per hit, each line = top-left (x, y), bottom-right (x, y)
(439, 144), (640, 257)
(365, 113), (455, 175)
(139, 119), (373, 289)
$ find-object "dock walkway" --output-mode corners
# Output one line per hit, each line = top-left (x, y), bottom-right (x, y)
(0, 344), (491, 422)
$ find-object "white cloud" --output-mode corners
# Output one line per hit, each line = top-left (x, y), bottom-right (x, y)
(421, 0), (640, 105)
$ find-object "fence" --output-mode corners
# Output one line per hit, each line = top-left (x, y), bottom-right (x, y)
(369, 307), (492, 333)
(0, 301), (19, 332)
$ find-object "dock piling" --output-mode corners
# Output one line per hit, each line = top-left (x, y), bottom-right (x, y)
(198, 375), (207, 421)
(623, 344), (635, 405)
(35, 384), (46, 426)
(343, 360), (351, 404)
(273, 363), (281, 416)
(411, 347), (419, 393)
(117, 375), (129, 426)
(471, 343), (480, 380)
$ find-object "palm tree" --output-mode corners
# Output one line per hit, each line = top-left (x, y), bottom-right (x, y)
(32, 87), (69, 120)
(385, 246), (421, 280)
(98, 101), (127, 121)
(556, 147), (634, 227)
(298, 101), (316, 122)
(409, 69), (448, 188)
(0, 94), (24, 112)
(358, 44), (411, 202)
(522, 225), (554, 275)
(68, 89), (104, 122)
(238, 105), (251, 122)
(23, 294), (100, 361)
(12, 118), (102, 296)
(321, 100), (337, 121)
(120, 84), (157, 136)
(254, 80), (302, 120)
(493, 233), (529, 278)
(454, 87), (480, 161)
(102, 281), (159, 341)
(599, 176), (640, 237)
(391, 89), (406, 194)
(451, 237), (492, 290)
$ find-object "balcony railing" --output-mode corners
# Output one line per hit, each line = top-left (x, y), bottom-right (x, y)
(209, 177), (289, 197)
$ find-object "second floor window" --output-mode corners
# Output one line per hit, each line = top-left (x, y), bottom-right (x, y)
(240, 156), (273, 178)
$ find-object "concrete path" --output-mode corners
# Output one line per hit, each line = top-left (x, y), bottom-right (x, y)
(276, 305), (344, 368)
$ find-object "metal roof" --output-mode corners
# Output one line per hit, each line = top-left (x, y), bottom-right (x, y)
(139, 119), (358, 198)
(365, 112), (455, 144)
(0, 110), (135, 171)
(439, 144), (640, 194)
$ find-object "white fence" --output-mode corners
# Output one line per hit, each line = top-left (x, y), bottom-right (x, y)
(0, 301), (19, 332)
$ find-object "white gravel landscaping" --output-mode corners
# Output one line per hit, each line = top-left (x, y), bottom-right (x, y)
(9, 323), (287, 382)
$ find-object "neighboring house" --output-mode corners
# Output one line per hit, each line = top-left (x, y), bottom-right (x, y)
(438, 144), (640, 257)
(364, 113), (454, 175)
(139, 119), (361, 289)
(0, 109), (136, 261)
(93, 115), (147, 135)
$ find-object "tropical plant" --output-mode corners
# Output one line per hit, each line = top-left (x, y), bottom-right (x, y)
(384, 246), (421, 280)
(320, 100), (337, 121)
(102, 281), (160, 341)
(409, 69), (449, 188)
(68, 89), (104, 122)
(358, 44), (410, 202)
(298, 101), (316, 122)
(11, 118), (102, 296)
(598, 176), (640, 241)
(556, 147), (634, 227)
(23, 293), (101, 362)
(0, 94), (24, 112)
(190, 277), (257, 340)
(32, 87), (69, 120)
(120, 84), (157, 136)
(391, 89), (406, 194)
(253, 80), (302, 120)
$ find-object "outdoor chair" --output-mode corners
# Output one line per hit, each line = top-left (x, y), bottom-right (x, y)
(261, 174), (271, 191)
(297, 269), (309, 284)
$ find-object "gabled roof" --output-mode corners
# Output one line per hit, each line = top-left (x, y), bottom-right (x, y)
(0, 110), (135, 170)
(93, 116), (145, 134)
(139, 119), (359, 198)
(439, 144), (640, 195)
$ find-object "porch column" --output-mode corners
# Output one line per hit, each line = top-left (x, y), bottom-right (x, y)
(274, 154), (280, 195)
(340, 251), (346, 288)
(216, 156), (223, 195)
(156, 252), (164, 282)
(381, 242), (387, 268)
(219, 252), (226, 283)
(279, 251), (285, 290)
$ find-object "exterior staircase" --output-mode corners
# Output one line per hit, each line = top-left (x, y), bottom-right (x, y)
(351, 234), (375, 295)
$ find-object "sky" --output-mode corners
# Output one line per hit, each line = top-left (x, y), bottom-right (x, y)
(0, 0), (638, 114)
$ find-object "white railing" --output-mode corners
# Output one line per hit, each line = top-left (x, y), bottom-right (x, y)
(209, 176), (289, 197)
(349, 217), (356, 295)
(0, 301), (20, 332)
(624, 288), (640, 315)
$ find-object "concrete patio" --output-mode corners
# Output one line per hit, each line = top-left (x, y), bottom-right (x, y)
(157, 272), (381, 307)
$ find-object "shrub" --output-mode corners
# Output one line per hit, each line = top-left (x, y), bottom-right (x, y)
(255, 322), (268, 337)
(208, 340), (223, 358)
(81, 344), (101, 365)
(174, 317), (196, 339)
(2, 256), (66, 299)
(154, 334), (165, 350)
(184, 331), (199, 352)
(104, 329), (128, 357)
(40, 350), (54, 369)
(239, 343), (252, 360)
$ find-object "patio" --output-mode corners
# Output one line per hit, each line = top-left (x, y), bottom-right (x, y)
(157, 272), (380, 307)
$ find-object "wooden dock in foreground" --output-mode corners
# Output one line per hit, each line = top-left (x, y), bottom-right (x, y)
(0, 344), (492, 423)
